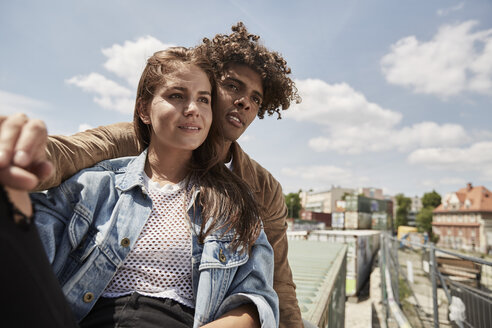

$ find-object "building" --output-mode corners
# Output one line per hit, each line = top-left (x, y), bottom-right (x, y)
(300, 186), (354, 214)
(407, 195), (422, 227)
(432, 183), (492, 253)
(357, 187), (385, 200)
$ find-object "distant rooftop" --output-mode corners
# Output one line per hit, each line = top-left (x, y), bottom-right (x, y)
(434, 183), (492, 213)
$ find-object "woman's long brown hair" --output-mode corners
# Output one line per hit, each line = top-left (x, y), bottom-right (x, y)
(133, 47), (261, 253)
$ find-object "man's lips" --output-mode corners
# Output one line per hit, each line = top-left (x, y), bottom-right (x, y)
(226, 112), (244, 128)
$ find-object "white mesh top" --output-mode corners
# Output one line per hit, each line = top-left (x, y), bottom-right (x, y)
(102, 174), (194, 308)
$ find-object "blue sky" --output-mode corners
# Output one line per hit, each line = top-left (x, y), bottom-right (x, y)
(1, 0), (491, 198)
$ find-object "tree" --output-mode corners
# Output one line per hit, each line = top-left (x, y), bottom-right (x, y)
(285, 192), (301, 219)
(416, 207), (433, 234)
(421, 190), (441, 208)
(417, 190), (442, 238)
(341, 192), (351, 201)
(395, 193), (411, 229)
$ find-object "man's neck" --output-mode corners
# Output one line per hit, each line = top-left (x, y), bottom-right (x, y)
(221, 140), (233, 163)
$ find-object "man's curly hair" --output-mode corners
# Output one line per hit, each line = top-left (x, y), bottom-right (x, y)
(198, 22), (301, 119)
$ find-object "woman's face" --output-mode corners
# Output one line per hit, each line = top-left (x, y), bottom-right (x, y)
(139, 64), (212, 153)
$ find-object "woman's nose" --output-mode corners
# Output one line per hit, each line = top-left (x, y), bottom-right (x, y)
(184, 101), (199, 116)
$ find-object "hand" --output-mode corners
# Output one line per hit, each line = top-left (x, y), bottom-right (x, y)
(0, 114), (53, 190)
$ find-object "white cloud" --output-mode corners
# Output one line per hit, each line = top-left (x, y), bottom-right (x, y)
(78, 123), (94, 132)
(281, 165), (365, 187)
(66, 73), (134, 114)
(66, 36), (173, 113)
(408, 142), (492, 181)
(437, 2), (465, 17)
(408, 142), (492, 168)
(420, 177), (467, 189)
(439, 177), (467, 185)
(286, 80), (401, 129)
(287, 79), (470, 154)
(0, 89), (47, 116)
(381, 20), (492, 97)
(102, 36), (174, 87)
(238, 134), (254, 142)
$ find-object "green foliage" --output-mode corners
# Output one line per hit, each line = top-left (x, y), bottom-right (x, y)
(416, 190), (441, 239)
(395, 193), (412, 210)
(396, 208), (408, 228)
(416, 207), (433, 234)
(421, 190), (441, 208)
(395, 193), (411, 229)
(398, 277), (411, 301)
(285, 192), (301, 219)
(341, 192), (351, 201)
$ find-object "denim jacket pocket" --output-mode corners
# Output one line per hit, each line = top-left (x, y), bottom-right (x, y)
(68, 202), (96, 262)
(198, 233), (249, 271)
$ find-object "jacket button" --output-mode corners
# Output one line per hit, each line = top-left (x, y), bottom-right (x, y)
(121, 238), (131, 247)
(83, 292), (94, 303)
(219, 249), (227, 263)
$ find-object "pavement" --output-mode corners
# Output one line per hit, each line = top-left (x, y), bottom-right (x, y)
(345, 267), (384, 328)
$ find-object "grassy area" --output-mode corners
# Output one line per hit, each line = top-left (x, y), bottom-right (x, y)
(399, 276), (429, 328)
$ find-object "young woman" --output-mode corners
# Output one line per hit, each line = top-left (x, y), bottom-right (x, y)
(1, 47), (278, 328)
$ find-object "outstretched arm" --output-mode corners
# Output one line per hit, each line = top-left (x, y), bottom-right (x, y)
(39, 121), (139, 190)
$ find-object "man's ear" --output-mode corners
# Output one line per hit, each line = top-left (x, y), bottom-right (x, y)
(137, 99), (151, 124)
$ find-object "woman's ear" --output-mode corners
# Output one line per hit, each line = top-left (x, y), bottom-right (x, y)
(137, 99), (151, 124)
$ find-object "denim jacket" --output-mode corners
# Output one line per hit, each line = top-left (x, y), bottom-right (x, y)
(31, 150), (279, 327)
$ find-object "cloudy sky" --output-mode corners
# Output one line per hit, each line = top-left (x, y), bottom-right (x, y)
(1, 0), (491, 198)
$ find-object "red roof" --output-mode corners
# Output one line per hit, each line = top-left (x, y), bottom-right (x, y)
(434, 184), (492, 213)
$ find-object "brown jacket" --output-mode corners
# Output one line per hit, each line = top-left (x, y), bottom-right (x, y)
(40, 122), (303, 327)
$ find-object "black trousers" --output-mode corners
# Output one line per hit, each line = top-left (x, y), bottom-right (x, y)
(80, 293), (194, 328)
(0, 188), (78, 328)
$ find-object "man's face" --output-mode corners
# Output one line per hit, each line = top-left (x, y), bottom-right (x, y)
(215, 63), (263, 143)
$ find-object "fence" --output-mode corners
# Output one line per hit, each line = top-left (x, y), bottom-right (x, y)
(380, 232), (492, 328)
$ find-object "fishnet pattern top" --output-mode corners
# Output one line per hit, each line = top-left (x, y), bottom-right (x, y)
(102, 174), (194, 308)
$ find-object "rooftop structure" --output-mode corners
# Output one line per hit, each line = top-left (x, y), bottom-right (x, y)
(433, 183), (492, 253)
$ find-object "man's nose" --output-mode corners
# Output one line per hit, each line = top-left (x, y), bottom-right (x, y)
(234, 96), (251, 111)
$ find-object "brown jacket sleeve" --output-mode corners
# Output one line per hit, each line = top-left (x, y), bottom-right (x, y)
(38, 122), (139, 190)
(231, 143), (303, 327)
(261, 176), (303, 328)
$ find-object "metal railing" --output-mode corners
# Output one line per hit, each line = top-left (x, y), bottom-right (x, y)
(380, 232), (492, 328)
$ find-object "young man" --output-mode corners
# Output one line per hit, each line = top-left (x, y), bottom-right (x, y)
(0, 23), (303, 327)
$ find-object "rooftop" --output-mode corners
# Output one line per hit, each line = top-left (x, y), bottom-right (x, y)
(434, 183), (492, 213)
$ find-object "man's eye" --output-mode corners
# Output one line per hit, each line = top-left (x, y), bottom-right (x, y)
(227, 84), (239, 91)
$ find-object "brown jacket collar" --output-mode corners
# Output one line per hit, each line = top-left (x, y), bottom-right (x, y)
(229, 142), (261, 194)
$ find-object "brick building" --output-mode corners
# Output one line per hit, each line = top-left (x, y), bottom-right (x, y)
(432, 183), (492, 253)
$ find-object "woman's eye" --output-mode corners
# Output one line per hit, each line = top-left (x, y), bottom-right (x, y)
(169, 93), (183, 99)
(198, 97), (210, 104)
(252, 97), (261, 105)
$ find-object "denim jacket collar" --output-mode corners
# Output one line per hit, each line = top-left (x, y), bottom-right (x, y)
(114, 149), (148, 193)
